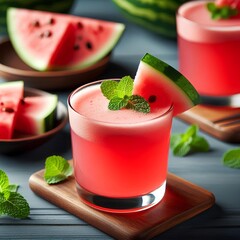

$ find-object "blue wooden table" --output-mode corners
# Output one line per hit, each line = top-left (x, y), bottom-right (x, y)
(0, 1), (239, 239)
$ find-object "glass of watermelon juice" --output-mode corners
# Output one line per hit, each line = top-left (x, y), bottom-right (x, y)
(177, 0), (240, 104)
(67, 80), (173, 213)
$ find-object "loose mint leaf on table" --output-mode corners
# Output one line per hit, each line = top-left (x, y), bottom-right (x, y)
(206, 2), (238, 19)
(44, 155), (73, 184)
(222, 148), (240, 169)
(170, 124), (210, 157)
(0, 169), (30, 219)
(0, 192), (30, 219)
(100, 76), (150, 113)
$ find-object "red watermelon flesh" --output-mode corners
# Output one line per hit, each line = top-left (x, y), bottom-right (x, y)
(15, 95), (58, 135)
(7, 8), (125, 71)
(133, 53), (200, 116)
(51, 16), (125, 69)
(0, 81), (24, 139)
(7, 8), (74, 71)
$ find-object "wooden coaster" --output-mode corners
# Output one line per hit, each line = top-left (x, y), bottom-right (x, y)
(29, 160), (215, 240)
(178, 105), (240, 143)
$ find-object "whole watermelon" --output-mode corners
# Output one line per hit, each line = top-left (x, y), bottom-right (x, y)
(112, 0), (189, 38)
(0, 0), (74, 35)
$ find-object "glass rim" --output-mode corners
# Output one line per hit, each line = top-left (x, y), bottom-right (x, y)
(177, 0), (240, 31)
(67, 79), (174, 126)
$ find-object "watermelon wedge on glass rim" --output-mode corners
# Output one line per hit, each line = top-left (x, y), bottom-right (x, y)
(7, 8), (125, 71)
(133, 53), (200, 116)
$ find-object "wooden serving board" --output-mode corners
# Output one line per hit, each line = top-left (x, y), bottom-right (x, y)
(29, 160), (215, 240)
(178, 105), (240, 143)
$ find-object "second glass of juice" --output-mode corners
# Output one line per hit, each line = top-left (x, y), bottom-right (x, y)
(67, 80), (173, 213)
(177, 0), (240, 103)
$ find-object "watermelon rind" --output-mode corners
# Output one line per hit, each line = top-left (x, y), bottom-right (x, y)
(134, 53), (200, 116)
(15, 94), (58, 135)
(112, 0), (188, 38)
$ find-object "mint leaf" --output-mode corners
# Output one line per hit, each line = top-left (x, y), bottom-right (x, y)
(44, 155), (73, 184)
(170, 124), (210, 157)
(172, 138), (192, 157)
(191, 136), (209, 152)
(0, 169), (30, 219)
(7, 184), (19, 192)
(0, 170), (9, 192)
(100, 80), (118, 100)
(206, 2), (238, 19)
(0, 192), (30, 219)
(222, 148), (240, 169)
(100, 76), (150, 113)
(115, 76), (133, 98)
(109, 96), (129, 110)
(126, 95), (150, 113)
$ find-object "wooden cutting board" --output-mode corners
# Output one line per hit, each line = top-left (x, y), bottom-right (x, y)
(29, 160), (215, 240)
(178, 104), (240, 142)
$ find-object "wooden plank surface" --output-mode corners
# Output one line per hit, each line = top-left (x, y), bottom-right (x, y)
(178, 105), (240, 142)
(29, 160), (215, 240)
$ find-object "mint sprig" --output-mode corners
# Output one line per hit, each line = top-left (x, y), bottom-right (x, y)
(100, 76), (150, 113)
(207, 2), (238, 19)
(222, 148), (240, 169)
(0, 169), (30, 219)
(44, 155), (73, 184)
(170, 125), (210, 157)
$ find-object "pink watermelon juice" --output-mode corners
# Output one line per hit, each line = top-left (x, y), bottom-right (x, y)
(177, 1), (240, 96)
(68, 80), (173, 212)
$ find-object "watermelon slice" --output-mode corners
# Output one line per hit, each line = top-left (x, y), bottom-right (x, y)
(15, 94), (58, 135)
(7, 8), (125, 71)
(133, 53), (200, 116)
(0, 81), (24, 139)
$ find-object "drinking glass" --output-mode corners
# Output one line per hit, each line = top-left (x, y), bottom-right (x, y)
(177, 0), (240, 105)
(67, 80), (173, 213)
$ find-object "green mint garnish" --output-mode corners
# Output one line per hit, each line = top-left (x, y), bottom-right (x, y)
(100, 76), (150, 113)
(0, 169), (30, 219)
(222, 148), (240, 169)
(44, 155), (73, 184)
(207, 3), (238, 19)
(170, 125), (210, 157)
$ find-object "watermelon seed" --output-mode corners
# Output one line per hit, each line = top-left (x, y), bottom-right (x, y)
(20, 99), (25, 105)
(86, 41), (93, 50)
(148, 95), (157, 103)
(77, 22), (84, 29)
(32, 20), (40, 27)
(0, 102), (4, 106)
(40, 30), (52, 38)
(48, 18), (55, 25)
(73, 44), (80, 50)
(1, 107), (14, 113)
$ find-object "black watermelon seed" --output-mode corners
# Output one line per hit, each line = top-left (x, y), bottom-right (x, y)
(1, 107), (14, 113)
(48, 18), (55, 25)
(40, 30), (52, 38)
(86, 41), (93, 50)
(77, 22), (84, 29)
(32, 20), (40, 27)
(148, 95), (157, 103)
(73, 44), (80, 50)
